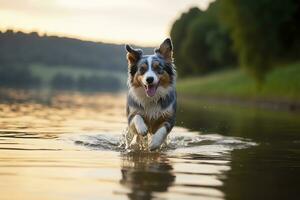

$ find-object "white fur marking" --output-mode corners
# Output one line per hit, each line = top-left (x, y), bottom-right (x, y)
(149, 126), (167, 151)
(131, 115), (148, 136)
(142, 56), (158, 85)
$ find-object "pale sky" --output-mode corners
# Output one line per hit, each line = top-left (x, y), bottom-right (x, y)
(0, 0), (214, 46)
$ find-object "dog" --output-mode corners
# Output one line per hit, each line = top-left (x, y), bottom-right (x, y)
(125, 38), (176, 151)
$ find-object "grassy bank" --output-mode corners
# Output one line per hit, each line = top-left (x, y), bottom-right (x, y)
(177, 62), (300, 103)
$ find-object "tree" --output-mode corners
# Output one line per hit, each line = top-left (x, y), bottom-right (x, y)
(220, 0), (300, 82)
(170, 7), (203, 76)
(181, 1), (236, 74)
(170, 2), (236, 76)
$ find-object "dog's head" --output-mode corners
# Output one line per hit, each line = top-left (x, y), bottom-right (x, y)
(126, 38), (175, 97)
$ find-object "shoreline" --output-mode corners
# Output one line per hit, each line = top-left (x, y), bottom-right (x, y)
(178, 94), (300, 113)
(177, 62), (300, 112)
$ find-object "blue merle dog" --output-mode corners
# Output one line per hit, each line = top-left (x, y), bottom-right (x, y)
(125, 38), (176, 151)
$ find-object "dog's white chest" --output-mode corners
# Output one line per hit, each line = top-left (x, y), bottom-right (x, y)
(143, 103), (162, 119)
(143, 102), (173, 119)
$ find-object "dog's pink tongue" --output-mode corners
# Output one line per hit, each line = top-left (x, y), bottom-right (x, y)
(146, 85), (157, 97)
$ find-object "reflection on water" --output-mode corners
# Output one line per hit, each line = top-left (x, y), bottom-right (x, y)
(120, 152), (175, 200)
(178, 98), (300, 200)
(70, 130), (254, 200)
(3, 90), (298, 200)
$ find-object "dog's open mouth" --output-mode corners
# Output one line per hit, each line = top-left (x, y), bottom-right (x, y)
(144, 84), (158, 97)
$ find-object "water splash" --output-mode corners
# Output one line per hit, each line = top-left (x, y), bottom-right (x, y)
(72, 129), (257, 155)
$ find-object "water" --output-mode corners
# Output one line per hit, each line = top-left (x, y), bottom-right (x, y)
(0, 90), (299, 200)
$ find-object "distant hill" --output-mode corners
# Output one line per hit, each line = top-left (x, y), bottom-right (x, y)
(0, 30), (153, 91)
(0, 30), (152, 71)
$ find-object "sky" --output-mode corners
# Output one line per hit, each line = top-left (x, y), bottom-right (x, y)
(0, 0), (214, 46)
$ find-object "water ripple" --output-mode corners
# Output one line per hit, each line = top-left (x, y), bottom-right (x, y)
(72, 131), (257, 155)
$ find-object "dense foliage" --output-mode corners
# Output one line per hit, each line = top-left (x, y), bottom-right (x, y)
(171, 1), (236, 76)
(170, 7), (203, 76)
(170, 0), (300, 82)
(220, 0), (300, 82)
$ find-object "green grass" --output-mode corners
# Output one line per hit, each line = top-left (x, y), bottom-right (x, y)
(177, 62), (300, 102)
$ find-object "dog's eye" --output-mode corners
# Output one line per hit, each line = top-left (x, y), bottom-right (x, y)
(156, 65), (164, 74)
(139, 65), (147, 74)
(153, 62), (164, 74)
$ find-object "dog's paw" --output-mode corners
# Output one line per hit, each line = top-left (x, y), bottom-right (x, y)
(149, 127), (167, 151)
(134, 116), (148, 136)
(136, 122), (148, 136)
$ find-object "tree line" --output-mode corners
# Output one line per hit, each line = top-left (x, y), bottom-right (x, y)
(0, 30), (129, 71)
(50, 73), (121, 92)
(170, 0), (300, 82)
(0, 30), (150, 91)
(0, 66), (121, 92)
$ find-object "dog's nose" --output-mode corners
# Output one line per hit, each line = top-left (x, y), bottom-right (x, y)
(146, 77), (154, 84)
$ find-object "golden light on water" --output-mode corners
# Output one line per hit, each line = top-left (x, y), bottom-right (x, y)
(0, 91), (127, 134)
(0, 0), (214, 46)
(0, 90), (268, 200)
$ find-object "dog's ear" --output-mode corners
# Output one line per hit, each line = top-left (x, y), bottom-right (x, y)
(125, 45), (143, 66)
(155, 38), (173, 62)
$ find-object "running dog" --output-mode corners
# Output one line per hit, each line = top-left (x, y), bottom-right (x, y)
(125, 38), (176, 151)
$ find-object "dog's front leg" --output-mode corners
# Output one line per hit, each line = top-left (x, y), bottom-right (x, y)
(130, 114), (148, 136)
(149, 126), (168, 151)
(149, 116), (175, 151)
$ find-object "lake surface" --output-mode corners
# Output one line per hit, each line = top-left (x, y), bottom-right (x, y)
(0, 90), (299, 200)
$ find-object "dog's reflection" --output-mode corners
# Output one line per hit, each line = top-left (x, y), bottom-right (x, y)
(120, 152), (175, 200)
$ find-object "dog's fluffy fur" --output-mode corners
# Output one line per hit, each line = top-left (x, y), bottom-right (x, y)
(125, 38), (176, 151)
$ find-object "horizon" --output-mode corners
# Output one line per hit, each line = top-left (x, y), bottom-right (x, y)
(0, 29), (155, 47)
(0, 0), (214, 46)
